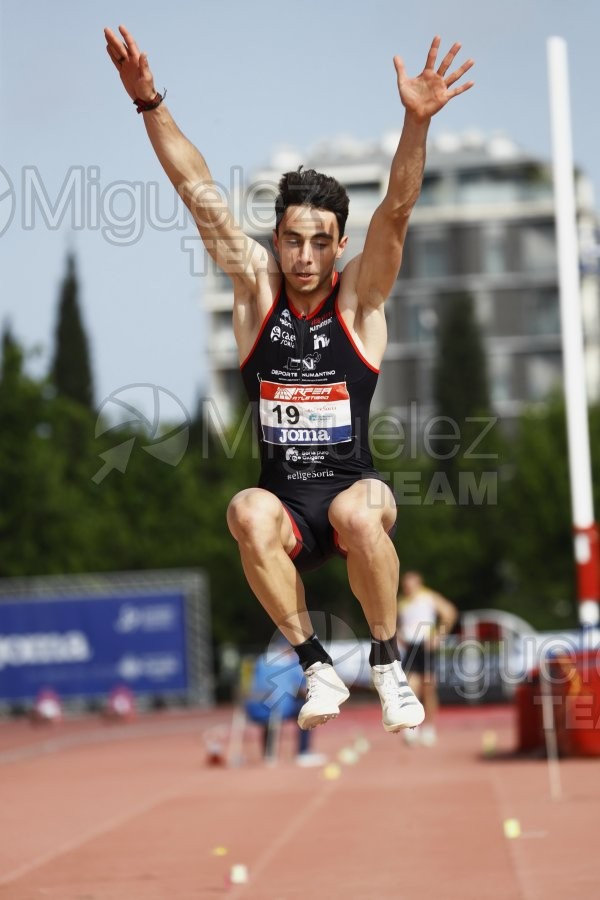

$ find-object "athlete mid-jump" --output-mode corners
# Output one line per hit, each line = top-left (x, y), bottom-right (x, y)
(105, 25), (474, 732)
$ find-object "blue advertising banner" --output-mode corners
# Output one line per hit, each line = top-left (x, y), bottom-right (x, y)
(0, 592), (189, 701)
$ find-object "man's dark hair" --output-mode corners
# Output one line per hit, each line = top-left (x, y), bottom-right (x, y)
(275, 167), (350, 238)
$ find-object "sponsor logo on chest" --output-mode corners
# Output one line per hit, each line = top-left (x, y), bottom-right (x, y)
(266, 306), (337, 380)
(270, 325), (296, 349)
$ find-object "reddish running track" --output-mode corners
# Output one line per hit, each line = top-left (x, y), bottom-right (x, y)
(0, 703), (598, 899)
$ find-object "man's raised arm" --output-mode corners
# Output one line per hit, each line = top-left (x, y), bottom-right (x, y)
(354, 37), (474, 309)
(104, 25), (270, 286)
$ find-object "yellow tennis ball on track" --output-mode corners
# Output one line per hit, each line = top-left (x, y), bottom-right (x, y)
(337, 747), (359, 765)
(211, 846), (228, 856)
(354, 737), (371, 755)
(229, 864), (249, 884)
(323, 763), (341, 780)
(503, 818), (521, 839)
(482, 730), (497, 755)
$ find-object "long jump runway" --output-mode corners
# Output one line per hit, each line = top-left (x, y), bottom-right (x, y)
(0, 704), (598, 899)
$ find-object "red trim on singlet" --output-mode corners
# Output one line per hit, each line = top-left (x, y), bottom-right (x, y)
(334, 293), (380, 374)
(332, 528), (347, 558)
(240, 283), (282, 370)
(288, 271), (340, 320)
(282, 503), (303, 561)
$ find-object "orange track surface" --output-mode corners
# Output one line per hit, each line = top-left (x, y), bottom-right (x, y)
(0, 703), (598, 899)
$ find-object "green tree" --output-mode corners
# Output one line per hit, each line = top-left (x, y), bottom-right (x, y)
(499, 398), (577, 628)
(391, 292), (506, 611)
(51, 253), (94, 410)
(431, 291), (493, 491)
(0, 331), (83, 575)
(433, 292), (490, 433)
(1, 321), (22, 382)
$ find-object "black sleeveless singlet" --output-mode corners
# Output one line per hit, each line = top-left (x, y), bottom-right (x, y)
(240, 271), (387, 569)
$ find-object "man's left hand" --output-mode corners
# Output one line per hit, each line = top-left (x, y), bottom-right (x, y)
(394, 36), (474, 122)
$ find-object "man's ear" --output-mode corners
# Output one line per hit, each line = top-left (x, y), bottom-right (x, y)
(272, 229), (280, 257)
(336, 235), (349, 259)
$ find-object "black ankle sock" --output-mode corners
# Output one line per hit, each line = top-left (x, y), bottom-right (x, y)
(293, 633), (333, 672)
(369, 634), (400, 667)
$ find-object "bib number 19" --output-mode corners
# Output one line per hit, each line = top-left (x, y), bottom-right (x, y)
(272, 404), (299, 425)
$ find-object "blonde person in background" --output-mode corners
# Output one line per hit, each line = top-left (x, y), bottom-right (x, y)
(397, 571), (458, 746)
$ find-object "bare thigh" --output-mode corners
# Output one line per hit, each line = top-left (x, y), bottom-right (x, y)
(227, 487), (298, 555)
(328, 478), (397, 553)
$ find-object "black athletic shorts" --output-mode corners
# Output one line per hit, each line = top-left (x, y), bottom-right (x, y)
(402, 641), (435, 677)
(277, 473), (397, 573)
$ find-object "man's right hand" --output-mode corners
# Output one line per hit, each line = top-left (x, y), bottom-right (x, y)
(103, 22), (277, 356)
(104, 24), (156, 102)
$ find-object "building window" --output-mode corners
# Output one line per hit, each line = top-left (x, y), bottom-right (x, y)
(387, 294), (437, 344)
(456, 164), (553, 206)
(491, 288), (561, 338)
(247, 187), (277, 229)
(527, 353), (562, 401)
(526, 289), (560, 336)
(385, 299), (402, 343)
(418, 174), (445, 207)
(476, 292), (494, 333)
(380, 358), (419, 408)
(407, 304), (438, 343)
(520, 223), (557, 273)
(457, 169), (519, 205)
(489, 354), (513, 403)
(414, 231), (447, 278)
(492, 289), (525, 337)
(346, 181), (381, 214)
(212, 310), (231, 333)
(209, 310), (235, 356)
(482, 223), (506, 274)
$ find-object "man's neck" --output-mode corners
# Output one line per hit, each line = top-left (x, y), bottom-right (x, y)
(283, 272), (338, 316)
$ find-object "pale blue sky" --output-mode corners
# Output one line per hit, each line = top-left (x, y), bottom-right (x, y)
(0, 0), (597, 416)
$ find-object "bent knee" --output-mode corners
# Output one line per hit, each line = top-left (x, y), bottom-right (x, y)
(227, 489), (284, 545)
(328, 501), (378, 548)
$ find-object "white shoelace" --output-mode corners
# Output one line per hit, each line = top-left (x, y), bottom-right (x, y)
(305, 669), (322, 701)
(380, 673), (415, 706)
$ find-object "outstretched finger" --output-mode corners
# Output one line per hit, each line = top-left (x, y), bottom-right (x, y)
(437, 42), (462, 77)
(445, 58), (474, 88)
(424, 36), (441, 71)
(393, 54), (407, 82)
(105, 44), (123, 70)
(447, 80), (475, 100)
(118, 24), (140, 59)
(140, 52), (151, 76)
(104, 27), (130, 63)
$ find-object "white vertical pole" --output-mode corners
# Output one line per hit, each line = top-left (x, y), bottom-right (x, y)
(540, 661), (562, 801)
(547, 37), (600, 626)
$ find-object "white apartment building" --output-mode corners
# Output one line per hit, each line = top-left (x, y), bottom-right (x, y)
(203, 131), (600, 428)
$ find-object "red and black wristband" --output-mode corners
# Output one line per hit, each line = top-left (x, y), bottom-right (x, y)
(133, 89), (167, 114)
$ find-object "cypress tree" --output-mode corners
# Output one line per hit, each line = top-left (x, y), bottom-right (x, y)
(433, 292), (490, 427)
(1, 321), (22, 384)
(430, 291), (492, 472)
(428, 291), (503, 608)
(51, 253), (94, 409)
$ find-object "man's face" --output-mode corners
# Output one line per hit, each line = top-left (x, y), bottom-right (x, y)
(273, 205), (348, 294)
